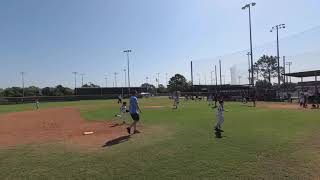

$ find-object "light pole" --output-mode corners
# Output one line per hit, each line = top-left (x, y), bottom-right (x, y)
(123, 69), (127, 87)
(80, 73), (85, 87)
(270, 23), (286, 87)
(210, 71), (214, 85)
(246, 52), (251, 84)
(146, 77), (149, 92)
(20, 72), (25, 97)
(204, 73), (207, 85)
(165, 73), (168, 87)
(222, 75), (225, 85)
(242, 2), (256, 86)
(72, 72), (78, 95)
(197, 73), (201, 85)
(114, 72), (118, 87)
(219, 60), (222, 86)
(157, 73), (160, 88)
(286, 61), (292, 83)
(105, 76), (108, 87)
(123, 50), (132, 95)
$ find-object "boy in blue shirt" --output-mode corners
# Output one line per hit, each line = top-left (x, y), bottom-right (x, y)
(127, 91), (142, 134)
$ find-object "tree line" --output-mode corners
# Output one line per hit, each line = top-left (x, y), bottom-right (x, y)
(0, 85), (74, 97)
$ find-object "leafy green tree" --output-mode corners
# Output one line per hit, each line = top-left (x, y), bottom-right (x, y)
(256, 80), (272, 90)
(0, 88), (3, 96)
(3, 87), (22, 97)
(255, 55), (284, 83)
(25, 86), (40, 96)
(141, 83), (156, 92)
(157, 84), (167, 93)
(42, 87), (55, 96)
(82, 83), (100, 88)
(167, 74), (188, 92)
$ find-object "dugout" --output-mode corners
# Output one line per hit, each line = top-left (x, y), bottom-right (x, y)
(192, 84), (253, 101)
(284, 70), (320, 103)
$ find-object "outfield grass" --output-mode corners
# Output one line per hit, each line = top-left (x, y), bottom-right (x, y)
(0, 98), (320, 179)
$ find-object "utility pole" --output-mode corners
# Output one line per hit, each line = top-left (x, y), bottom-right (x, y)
(72, 72), (78, 95)
(286, 62), (292, 83)
(270, 24), (286, 88)
(20, 72), (25, 97)
(166, 73), (168, 87)
(123, 69), (127, 87)
(114, 72), (118, 87)
(157, 73), (160, 88)
(247, 52), (251, 84)
(219, 60), (222, 86)
(80, 73), (85, 87)
(211, 71), (214, 85)
(283, 56), (286, 84)
(123, 50), (132, 95)
(197, 73), (201, 85)
(204, 73), (207, 85)
(146, 77), (149, 92)
(242, 2), (256, 86)
(215, 65), (218, 87)
(105, 76), (108, 87)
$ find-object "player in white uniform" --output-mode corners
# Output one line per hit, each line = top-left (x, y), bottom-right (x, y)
(173, 91), (180, 109)
(35, 99), (40, 109)
(208, 94), (214, 106)
(215, 100), (226, 132)
(115, 102), (128, 124)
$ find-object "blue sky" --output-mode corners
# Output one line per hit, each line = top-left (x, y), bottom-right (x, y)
(1, 0), (320, 88)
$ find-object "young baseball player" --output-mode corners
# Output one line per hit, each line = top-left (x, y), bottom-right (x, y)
(35, 99), (40, 109)
(173, 91), (180, 109)
(215, 99), (227, 132)
(208, 94), (214, 106)
(127, 91), (142, 134)
(119, 102), (128, 124)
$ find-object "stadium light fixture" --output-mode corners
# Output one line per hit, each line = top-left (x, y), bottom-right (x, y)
(20, 72), (25, 97)
(123, 50), (132, 95)
(72, 72), (78, 95)
(80, 73), (85, 87)
(242, 2), (256, 86)
(270, 24), (286, 88)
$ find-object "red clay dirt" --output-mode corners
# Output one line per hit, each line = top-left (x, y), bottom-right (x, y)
(0, 107), (131, 148)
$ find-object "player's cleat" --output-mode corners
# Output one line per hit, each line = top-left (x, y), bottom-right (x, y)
(126, 127), (131, 134)
(215, 131), (222, 138)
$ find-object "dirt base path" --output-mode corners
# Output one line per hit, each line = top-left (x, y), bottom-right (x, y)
(0, 107), (130, 148)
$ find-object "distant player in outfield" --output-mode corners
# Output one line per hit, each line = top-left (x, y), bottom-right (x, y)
(215, 99), (226, 132)
(35, 99), (40, 109)
(208, 94), (214, 106)
(127, 91), (142, 134)
(173, 91), (180, 109)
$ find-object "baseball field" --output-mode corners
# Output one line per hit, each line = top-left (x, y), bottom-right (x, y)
(0, 98), (320, 179)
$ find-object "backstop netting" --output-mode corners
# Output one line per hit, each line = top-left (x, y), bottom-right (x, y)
(192, 25), (320, 86)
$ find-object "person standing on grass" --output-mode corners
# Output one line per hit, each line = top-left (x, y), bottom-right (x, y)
(215, 99), (227, 132)
(127, 90), (142, 134)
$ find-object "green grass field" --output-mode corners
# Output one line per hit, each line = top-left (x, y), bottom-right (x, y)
(0, 98), (320, 179)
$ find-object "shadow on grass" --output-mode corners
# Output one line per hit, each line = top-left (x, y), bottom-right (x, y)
(102, 135), (131, 147)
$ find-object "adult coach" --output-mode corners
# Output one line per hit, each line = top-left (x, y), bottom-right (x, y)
(127, 90), (142, 134)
